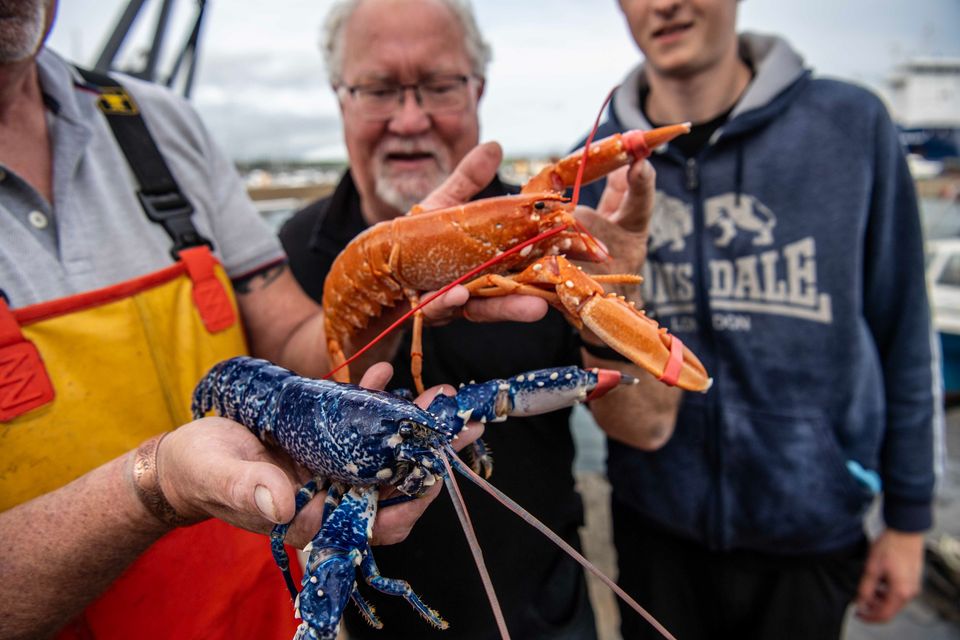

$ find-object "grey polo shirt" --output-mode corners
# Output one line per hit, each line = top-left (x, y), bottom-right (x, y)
(0, 48), (285, 308)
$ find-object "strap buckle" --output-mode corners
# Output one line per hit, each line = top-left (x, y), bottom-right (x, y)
(137, 190), (213, 260)
(95, 87), (139, 115)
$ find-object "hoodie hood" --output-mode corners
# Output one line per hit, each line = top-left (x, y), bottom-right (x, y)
(612, 32), (808, 133)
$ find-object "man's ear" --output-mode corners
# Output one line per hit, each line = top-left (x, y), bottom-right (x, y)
(476, 77), (486, 102)
(333, 86), (347, 115)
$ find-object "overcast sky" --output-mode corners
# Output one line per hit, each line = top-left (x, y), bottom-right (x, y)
(47, 0), (960, 161)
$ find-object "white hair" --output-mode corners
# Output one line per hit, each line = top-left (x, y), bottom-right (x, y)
(320, 0), (492, 86)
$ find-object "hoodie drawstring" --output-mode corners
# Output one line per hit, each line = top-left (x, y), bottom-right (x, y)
(734, 144), (744, 207)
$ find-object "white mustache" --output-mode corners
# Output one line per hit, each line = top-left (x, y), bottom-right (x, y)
(376, 138), (442, 159)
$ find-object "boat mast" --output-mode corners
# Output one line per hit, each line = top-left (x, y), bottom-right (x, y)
(94, 0), (208, 98)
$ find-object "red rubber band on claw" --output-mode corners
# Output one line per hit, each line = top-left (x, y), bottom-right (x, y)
(586, 368), (623, 402)
(657, 335), (684, 387)
(620, 129), (650, 162)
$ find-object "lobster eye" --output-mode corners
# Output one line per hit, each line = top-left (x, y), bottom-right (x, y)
(534, 201), (546, 210)
(398, 420), (416, 437)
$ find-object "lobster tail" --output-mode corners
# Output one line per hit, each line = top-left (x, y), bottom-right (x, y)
(191, 358), (233, 419)
(191, 356), (299, 438)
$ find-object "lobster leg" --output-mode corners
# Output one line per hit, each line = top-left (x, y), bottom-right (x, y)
(466, 437), (494, 479)
(348, 585), (382, 630)
(403, 287), (426, 395)
(271, 478), (323, 599)
(465, 271), (642, 330)
(358, 543), (449, 630)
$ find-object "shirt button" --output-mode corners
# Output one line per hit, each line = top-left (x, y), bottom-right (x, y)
(28, 210), (49, 229)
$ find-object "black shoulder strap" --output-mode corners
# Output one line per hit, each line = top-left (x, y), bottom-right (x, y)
(75, 67), (212, 260)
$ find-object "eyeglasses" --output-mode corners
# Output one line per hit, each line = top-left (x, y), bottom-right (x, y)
(336, 74), (479, 120)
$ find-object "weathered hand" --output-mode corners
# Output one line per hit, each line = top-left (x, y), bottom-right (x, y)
(156, 416), (322, 547)
(855, 529), (924, 622)
(595, 159), (657, 233)
(155, 363), (482, 549)
(418, 140), (503, 211)
(417, 284), (547, 327)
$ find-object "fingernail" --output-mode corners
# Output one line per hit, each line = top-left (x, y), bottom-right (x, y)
(254, 485), (280, 523)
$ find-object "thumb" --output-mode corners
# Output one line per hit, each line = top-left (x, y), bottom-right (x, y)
(419, 141), (503, 211)
(358, 361), (395, 391)
(595, 165), (629, 217)
(614, 160), (656, 233)
(224, 461), (298, 525)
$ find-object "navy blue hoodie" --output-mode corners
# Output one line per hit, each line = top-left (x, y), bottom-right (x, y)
(578, 33), (938, 553)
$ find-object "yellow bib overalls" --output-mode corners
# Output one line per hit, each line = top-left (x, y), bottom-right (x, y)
(0, 68), (300, 639)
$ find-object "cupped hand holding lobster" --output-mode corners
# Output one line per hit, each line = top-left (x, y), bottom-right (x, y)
(156, 362), (485, 548)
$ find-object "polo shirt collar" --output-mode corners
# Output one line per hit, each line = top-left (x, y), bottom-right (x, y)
(35, 49), (94, 217)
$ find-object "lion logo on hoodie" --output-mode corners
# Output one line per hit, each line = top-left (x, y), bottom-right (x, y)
(649, 191), (693, 252)
(704, 193), (777, 248)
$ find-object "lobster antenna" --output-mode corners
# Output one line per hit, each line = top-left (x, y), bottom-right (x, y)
(440, 453), (511, 639)
(443, 444), (678, 640)
(569, 85), (618, 261)
(574, 218), (610, 261)
(324, 224), (570, 381)
(570, 85), (617, 206)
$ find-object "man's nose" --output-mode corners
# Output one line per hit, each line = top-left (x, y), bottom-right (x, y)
(387, 87), (431, 135)
(653, 0), (681, 17)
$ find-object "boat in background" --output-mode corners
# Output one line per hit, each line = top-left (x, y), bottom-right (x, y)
(927, 238), (960, 396)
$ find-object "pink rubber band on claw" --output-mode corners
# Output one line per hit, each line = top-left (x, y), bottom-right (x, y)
(658, 335), (684, 387)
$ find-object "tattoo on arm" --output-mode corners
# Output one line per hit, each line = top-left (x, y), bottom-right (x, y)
(231, 262), (288, 294)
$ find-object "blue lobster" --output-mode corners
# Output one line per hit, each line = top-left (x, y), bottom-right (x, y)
(191, 356), (636, 640)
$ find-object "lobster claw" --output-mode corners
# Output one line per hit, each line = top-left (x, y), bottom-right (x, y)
(522, 124), (692, 194)
(551, 257), (711, 392)
(295, 550), (363, 640)
(465, 256), (712, 393)
(291, 485), (447, 639)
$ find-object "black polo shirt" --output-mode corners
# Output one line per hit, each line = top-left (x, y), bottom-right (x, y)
(279, 171), (597, 639)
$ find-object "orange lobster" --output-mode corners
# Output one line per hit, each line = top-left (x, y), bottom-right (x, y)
(322, 124), (712, 394)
